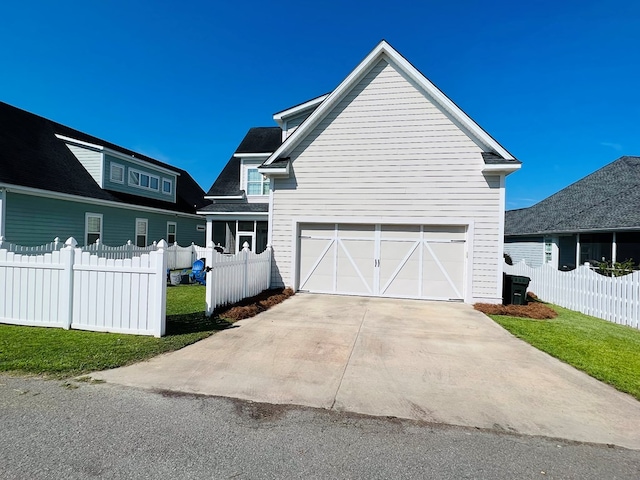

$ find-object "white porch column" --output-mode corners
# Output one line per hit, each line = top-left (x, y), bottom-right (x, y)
(205, 216), (213, 246)
(612, 231), (617, 263)
(0, 188), (6, 239)
(576, 233), (581, 267)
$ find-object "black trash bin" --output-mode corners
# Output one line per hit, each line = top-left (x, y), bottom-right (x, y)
(502, 274), (531, 305)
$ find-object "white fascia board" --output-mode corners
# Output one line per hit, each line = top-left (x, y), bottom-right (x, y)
(232, 152), (272, 159)
(197, 212), (268, 221)
(204, 195), (245, 200)
(481, 164), (522, 174)
(55, 134), (180, 176)
(0, 182), (202, 219)
(257, 162), (290, 178)
(265, 40), (514, 165)
(272, 94), (329, 127)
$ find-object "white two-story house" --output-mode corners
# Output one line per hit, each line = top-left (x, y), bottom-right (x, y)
(199, 41), (520, 304)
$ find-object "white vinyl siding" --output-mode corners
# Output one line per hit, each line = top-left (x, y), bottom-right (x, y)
(504, 237), (544, 268)
(67, 145), (103, 186)
(270, 58), (502, 301)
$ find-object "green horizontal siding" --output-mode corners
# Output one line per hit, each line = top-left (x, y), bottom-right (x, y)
(5, 192), (205, 247)
(103, 154), (177, 203)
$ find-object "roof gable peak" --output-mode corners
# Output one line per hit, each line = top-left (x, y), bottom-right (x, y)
(263, 40), (515, 166)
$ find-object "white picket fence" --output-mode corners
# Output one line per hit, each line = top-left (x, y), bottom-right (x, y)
(0, 237), (167, 337)
(505, 260), (640, 330)
(205, 243), (272, 315)
(0, 237), (204, 270)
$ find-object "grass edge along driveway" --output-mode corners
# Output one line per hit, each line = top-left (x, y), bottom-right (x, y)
(0, 285), (219, 379)
(490, 305), (640, 401)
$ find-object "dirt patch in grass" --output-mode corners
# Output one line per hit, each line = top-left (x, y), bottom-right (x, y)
(217, 288), (295, 321)
(474, 302), (558, 319)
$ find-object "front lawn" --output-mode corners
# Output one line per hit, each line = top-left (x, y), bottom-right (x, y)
(490, 305), (640, 401)
(0, 285), (221, 378)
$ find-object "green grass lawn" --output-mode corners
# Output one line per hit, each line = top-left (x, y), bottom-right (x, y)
(490, 305), (640, 401)
(0, 285), (227, 378)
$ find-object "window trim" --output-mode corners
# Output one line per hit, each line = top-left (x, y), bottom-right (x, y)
(129, 168), (160, 192)
(246, 167), (269, 196)
(167, 221), (177, 244)
(135, 218), (148, 247)
(110, 162), (125, 184)
(85, 212), (103, 245)
(162, 178), (173, 195)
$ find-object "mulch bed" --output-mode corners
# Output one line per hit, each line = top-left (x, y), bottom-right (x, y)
(474, 297), (557, 320)
(216, 288), (295, 321)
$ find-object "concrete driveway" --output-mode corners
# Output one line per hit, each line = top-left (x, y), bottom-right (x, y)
(92, 294), (640, 449)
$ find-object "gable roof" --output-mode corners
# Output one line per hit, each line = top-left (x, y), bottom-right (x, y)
(0, 101), (209, 213)
(205, 127), (281, 197)
(505, 156), (640, 236)
(263, 40), (519, 169)
(235, 126), (282, 154)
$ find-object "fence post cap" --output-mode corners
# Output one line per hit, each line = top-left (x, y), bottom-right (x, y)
(207, 241), (215, 248)
(0, 235), (4, 242)
(242, 241), (250, 251)
(127, 240), (132, 245)
(266, 244), (272, 250)
(65, 237), (78, 248)
(54, 237), (60, 243)
(95, 238), (100, 245)
(156, 239), (168, 249)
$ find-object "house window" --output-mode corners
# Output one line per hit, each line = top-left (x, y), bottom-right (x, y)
(85, 213), (102, 245)
(136, 218), (148, 247)
(167, 222), (177, 244)
(247, 168), (269, 195)
(129, 169), (160, 192)
(162, 178), (173, 195)
(544, 238), (552, 264)
(110, 163), (124, 183)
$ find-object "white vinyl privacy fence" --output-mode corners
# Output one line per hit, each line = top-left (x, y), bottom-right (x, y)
(1, 237), (273, 335)
(205, 243), (272, 315)
(505, 261), (640, 330)
(0, 236), (204, 270)
(0, 237), (167, 337)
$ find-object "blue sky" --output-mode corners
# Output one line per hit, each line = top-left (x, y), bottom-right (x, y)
(2, 1), (638, 209)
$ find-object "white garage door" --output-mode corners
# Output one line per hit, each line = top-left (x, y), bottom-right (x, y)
(298, 223), (466, 301)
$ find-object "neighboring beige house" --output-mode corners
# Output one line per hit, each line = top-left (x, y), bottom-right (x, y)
(201, 40), (520, 304)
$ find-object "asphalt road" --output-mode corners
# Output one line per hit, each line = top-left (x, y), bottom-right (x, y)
(1, 375), (639, 479)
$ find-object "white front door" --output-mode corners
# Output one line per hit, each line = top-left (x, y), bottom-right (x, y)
(298, 223), (466, 301)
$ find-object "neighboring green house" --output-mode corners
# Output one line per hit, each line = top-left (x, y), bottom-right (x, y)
(0, 102), (209, 247)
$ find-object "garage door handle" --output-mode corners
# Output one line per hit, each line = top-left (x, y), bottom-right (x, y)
(374, 259), (380, 267)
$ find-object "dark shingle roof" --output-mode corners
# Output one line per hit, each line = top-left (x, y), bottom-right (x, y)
(206, 127), (282, 197)
(0, 101), (209, 213)
(198, 202), (269, 213)
(482, 152), (521, 165)
(206, 156), (243, 197)
(235, 127), (282, 154)
(505, 156), (640, 236)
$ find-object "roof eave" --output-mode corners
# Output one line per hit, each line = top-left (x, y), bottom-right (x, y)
(482, 163), (522, 175)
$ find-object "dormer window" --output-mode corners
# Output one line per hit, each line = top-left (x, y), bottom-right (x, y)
(247, 168), (269, 195)
(129, 168), (160, 192)
(110, 163), (124, 183)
